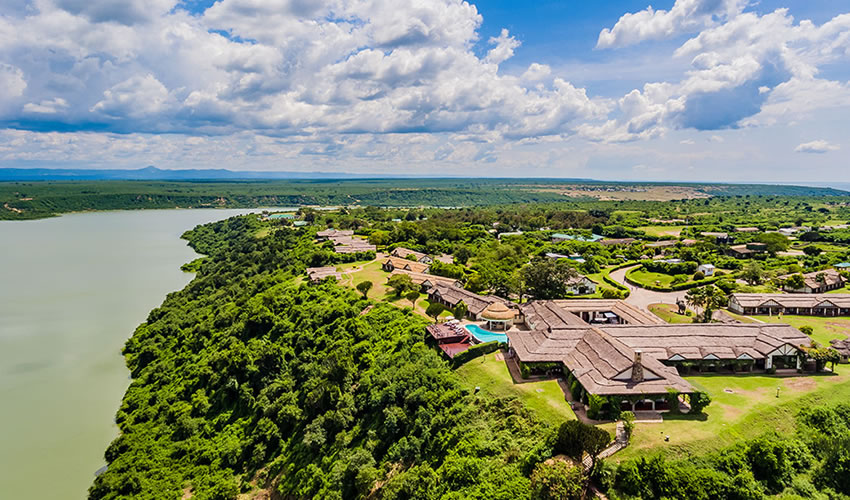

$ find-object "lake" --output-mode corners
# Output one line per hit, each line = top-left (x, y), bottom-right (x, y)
(0, 209), (271, 499)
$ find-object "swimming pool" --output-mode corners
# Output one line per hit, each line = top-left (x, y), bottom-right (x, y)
(464, 324), (507, 344)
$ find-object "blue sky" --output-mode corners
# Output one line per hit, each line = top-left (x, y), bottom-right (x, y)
(0, 0), (848, 182)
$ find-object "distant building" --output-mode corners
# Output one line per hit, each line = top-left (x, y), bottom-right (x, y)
(390, 247), (431, 264)
(268, 213), (295, 220)
(565, 275), (598, 295)
(698, 264), (716, 276)
(599, 238), (637, 246)
(646, 240), (678, 249)
(701, 232), (731, 244)
(735, 227), (760, 233)
(834, 262), (850, 271)
(382, 257), (429, 274)
(306, 267), (342, 282)
(552, 233), (603, 243)
(729, 293), (850, 317)
(316, 228), (354, 240)
(780, 269), (845, 294)
(727, 242), (767, 258)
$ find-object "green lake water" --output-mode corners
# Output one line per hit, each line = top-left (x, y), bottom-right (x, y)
(0, 209), (266, 499)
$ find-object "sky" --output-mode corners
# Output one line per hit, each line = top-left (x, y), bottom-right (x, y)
(0, 0), (848, 182)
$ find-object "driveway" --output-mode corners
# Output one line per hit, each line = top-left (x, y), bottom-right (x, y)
(609, 265), (687, 312)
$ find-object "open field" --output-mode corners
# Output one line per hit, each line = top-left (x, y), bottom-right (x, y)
(337, 258), (452, 319)
(637, 225), (686, 237)
(456, 352), (576, 427)
(751, 314), (850, 345)
(616, 367), (850, 461)
(649, 303), (695, 323)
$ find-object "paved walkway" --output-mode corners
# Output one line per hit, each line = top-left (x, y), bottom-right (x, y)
(609, 265), (687, 311)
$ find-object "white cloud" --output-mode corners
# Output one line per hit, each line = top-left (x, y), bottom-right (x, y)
(23, 97), (69, 114)
(521, 63), (551, 81)
(795, 140), (839, 153)
(597, 0), (746, 49)
(0, 1), (848, 176)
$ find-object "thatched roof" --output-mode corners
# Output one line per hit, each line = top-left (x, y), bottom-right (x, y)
(730, 293), (850, 309)
(481, 302), (516, 321)
(780, 269), (844, 290)
(551, 299), (665, 325)
(383, 256), (429, 274)
(391, 247), (427, 261)
(388, 270), (459, 288)
(428, 284), (510, 316)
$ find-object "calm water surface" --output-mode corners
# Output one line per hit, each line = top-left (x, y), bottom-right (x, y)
(0, 209), (268, 499)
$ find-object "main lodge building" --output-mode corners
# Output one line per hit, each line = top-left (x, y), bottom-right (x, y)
(502, 299), (812, 411)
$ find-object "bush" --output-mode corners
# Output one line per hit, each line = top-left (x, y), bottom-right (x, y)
(530, 461), (584, 500)
(451, 341), (500, 367)
(621, 411), (635, 440)
(693, 271), (705, 281)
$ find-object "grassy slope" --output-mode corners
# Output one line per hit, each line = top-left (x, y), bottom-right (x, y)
(648, 303), (695, 324)
(617, 367), (850, 461)
(455, 352), (576, 428)
(752, 314), (850, 345)
(637, 225), (686, 237)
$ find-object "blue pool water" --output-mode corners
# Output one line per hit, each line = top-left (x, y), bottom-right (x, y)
(464, 324), (507, 344)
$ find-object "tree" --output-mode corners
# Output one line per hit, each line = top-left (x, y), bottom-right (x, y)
(368, 230), (391, 246)
(453, 301), (468, 320)
(530, 461), (584, 500)
(803, 245), (822, 256)
(356, 280), (373, 298)
(454, 246), (472, 265)
(556, 420), (611, 470)
(741, 262), (765, 285)
(621, 411), (636, 440)
(521, 257), (578, 300)
(689, 392), (711, 414)
(784, 273), (806, 290)
(685, 285), (727, 322)
(387, 274), (416, 297)
(425, 302), (444, 321)
(755, 232), (789, 254)
(405, 290), (420, 308)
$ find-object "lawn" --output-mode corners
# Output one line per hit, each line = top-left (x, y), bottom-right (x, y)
(826, 284), (850, 294)
(637, 225), (686, 238)
(616, 367), (850, 461)
(649, 303), (695, 324)
(627, 268), (678, 288)
(751, 314), (850, 345)
(455, 352), (576, 428)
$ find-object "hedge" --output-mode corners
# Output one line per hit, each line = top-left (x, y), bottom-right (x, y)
(599, 261), (638, 297)
(452, 341), (501, 367)
(625, 266), (740, 292)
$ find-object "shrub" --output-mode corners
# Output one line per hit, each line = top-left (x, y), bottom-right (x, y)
(621, 411), (635, 440)
(693, 271), (705, 281)
(451, 341), (500, 367)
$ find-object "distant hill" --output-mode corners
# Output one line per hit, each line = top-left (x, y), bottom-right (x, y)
(0, 166), (378, 181)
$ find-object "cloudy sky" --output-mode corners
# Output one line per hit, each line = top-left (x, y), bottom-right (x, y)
(0, 0), (848, 181)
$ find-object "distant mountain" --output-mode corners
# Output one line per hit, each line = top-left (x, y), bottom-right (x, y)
(0, 166), (382, 181)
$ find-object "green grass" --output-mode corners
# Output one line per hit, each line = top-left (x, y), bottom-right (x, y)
(826, 284), (850, 294)
(751, 314), (850, 345)
(649, 303), (695, 324)
(636, 225), (686, 237)
(455, 352), (576, 427)
(617, 367), (850, 461)
(628, 268), (678, 287)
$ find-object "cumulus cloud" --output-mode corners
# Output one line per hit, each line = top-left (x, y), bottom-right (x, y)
(0, 0), (848, 170)
(597, 0), (747, 49)
(795, 140), (839, 153)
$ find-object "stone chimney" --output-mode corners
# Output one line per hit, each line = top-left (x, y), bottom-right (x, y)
(631, 350), (644, 383)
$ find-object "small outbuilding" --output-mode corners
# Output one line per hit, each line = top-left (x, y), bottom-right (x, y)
(698, 263), (716, 276)
(481, 302), (516, 331)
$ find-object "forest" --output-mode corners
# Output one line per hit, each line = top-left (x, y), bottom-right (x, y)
(91, 213), (850, 499)
(1, 178), (847, 220)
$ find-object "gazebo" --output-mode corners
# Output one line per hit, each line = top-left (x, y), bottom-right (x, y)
(481, 302), (515, 331)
